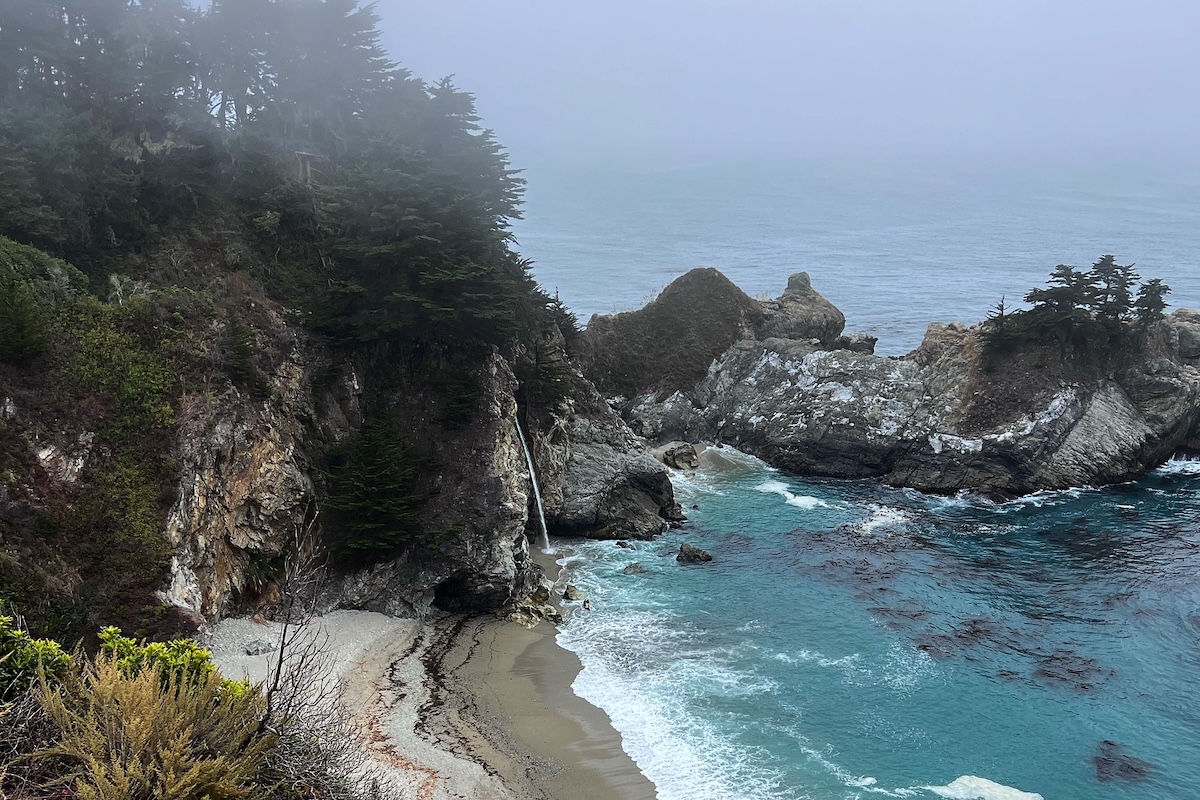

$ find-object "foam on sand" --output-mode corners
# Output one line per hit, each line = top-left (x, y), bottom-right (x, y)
(922, 775), (1044, 800)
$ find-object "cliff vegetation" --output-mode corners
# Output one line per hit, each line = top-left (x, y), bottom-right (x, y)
(0, 0), (584, 640)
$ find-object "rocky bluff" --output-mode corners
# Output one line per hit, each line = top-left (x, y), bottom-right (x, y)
(580, 268), (1200, 497)
(1, 286), (678, 630)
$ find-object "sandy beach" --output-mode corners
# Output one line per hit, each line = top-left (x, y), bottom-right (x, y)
(208, 563), (654, 800)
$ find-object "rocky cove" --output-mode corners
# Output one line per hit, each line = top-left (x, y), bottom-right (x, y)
(6, 263), (1197, 634)
(581, 267), (1200, 499)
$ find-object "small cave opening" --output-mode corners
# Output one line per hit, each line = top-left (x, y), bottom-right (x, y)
(432, 575), (474, 612)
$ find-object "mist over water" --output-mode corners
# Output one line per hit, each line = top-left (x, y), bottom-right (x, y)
(515, 159), (1200, 355)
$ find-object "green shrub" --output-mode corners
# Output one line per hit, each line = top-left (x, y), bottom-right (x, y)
(98, 627), (248, 698)
(0, 615), (71, 702)
(0, 235), (88, 302)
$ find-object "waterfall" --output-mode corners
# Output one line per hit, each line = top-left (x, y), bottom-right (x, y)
(514, 416), (551, 552)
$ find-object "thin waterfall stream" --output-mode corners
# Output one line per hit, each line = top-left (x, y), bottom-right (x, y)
(514, 416), (551, 551)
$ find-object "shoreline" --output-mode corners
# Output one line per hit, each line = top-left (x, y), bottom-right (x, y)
(208, 550), (655, 800)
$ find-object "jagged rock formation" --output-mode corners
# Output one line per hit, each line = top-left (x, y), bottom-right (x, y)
(575, 267), (764, 399)
(756, 272), (846, 343)
(163, 337), (679, 620)
(3, 294), (679, 629)
(527, 366), (682, 541)
(607, 270), (1200, 497)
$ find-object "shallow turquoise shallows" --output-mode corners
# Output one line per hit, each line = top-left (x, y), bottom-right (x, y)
(554, 448), (1200, 800)
(525, 158), (1200, 799)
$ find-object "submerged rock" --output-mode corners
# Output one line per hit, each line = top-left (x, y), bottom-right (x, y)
(622, 562), (646, 575)
(1094, 740), (1153, 782)
(677, 543), (713, 564)
(563, 585), (586, 602)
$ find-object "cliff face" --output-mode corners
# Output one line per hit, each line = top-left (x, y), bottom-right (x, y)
(160, 335), (678, 622)
(605, 271), (1200, 497)
(2, 286), (679, 633)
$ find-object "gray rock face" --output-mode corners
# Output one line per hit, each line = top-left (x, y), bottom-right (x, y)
(162, 345), (317, 618)
(534, 371), (683, 541)
(1173, 310), (1200, 363)
(677, 543), (713, 563)
(756, 272), (846, 343)
(621, 288), (1200, 496)
(330, 353), (538, 617)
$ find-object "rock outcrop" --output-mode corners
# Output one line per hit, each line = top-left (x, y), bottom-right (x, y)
(3, 285), (679, 629)
(755, 272), (845, 342)
(528, 366), (683, 541)
(613, 271), (1200, 497)
(676, 543), (713, 563)
(575, 267), (764, 400)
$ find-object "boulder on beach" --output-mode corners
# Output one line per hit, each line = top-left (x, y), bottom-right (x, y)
(659, 441), (701, 470)
(677, 543), (713, 564)
(563, 585), (586, 602)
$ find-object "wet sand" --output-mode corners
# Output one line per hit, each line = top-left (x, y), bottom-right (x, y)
(208, 562), (655, 799)
(436, 614), (658, 800)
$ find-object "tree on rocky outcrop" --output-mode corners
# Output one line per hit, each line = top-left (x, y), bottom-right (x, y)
(1088, 255), (1139, 325)
(986, 257), (1171, 358)
(1134, 278), (1170, 327)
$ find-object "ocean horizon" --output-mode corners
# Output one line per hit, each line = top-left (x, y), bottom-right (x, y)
(516, 159), (1200, 355)
(526, 160), (1200, 800)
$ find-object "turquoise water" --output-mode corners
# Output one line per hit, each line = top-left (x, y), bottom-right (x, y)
(554, 450), (1200, 800)
(515, 160), (1200, 355)
(528, 160), (1200, 799)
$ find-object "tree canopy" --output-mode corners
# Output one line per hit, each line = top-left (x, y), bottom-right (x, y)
(0, 0), (561, 356)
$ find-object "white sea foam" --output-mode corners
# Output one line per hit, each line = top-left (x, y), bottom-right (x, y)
(756, 479), (831, 509)
(1156, 455), (1200, 475)
(859, 504), (912, 535)
(921, 775), (1044, 800)
(991, 486), (1095, 512)
(558, 609), (792, 800)
(772, 649), (862, 669)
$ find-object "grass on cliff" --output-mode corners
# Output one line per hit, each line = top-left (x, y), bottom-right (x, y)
(578, 267), (764, 399)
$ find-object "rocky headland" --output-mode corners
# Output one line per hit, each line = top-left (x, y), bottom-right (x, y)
(579, 268), (1200, 497)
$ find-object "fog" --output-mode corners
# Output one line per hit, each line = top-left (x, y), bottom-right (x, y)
(379, 0), (1199, 166)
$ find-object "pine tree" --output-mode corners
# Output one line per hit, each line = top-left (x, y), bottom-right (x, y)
(0, 268), (45, 365)
(1134, 278), (1170, 326)
(327, 417), (421, 555)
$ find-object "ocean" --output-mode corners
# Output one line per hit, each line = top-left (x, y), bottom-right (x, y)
(515, 159), (1200, 355)
(517, 160), (1200, 800)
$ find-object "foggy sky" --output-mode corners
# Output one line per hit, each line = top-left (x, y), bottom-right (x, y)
(378, 0), (1200, 166)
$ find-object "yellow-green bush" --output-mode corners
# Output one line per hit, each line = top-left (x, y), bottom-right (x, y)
(37, 657), (273, 800)
(98, 627), (249, 698)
